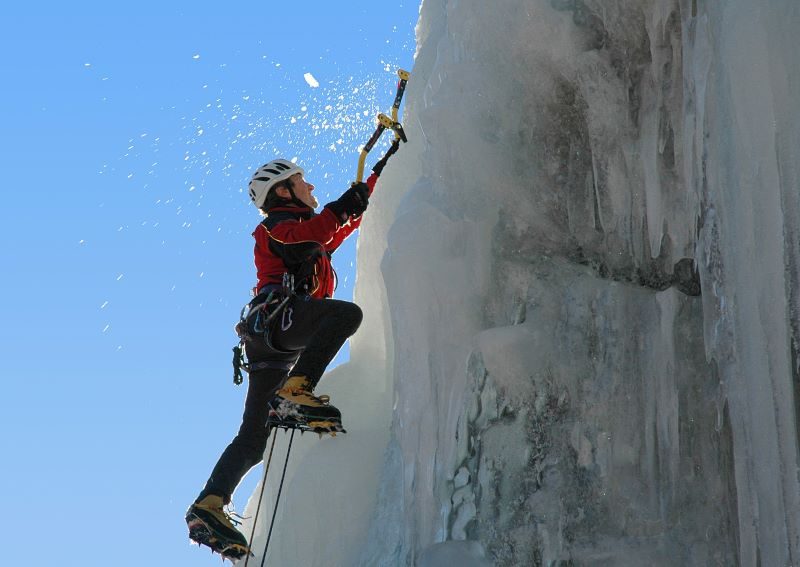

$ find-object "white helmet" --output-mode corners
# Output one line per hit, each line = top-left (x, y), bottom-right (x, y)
(248, 159), (304, 208)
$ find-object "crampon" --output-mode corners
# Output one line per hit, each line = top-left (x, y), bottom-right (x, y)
(268, 375), (346, 438)
(187, 512), (251, 562)
(266, 405), (346, 437)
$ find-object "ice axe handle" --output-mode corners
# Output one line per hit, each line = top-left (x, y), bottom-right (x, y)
(356, 121), (388, 183)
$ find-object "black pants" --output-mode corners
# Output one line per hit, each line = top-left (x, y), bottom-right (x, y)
(198, 296), (363, 502)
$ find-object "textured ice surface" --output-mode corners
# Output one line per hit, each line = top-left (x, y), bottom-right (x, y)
(244, 1), (800, 565)
(418, 541), (493, 567)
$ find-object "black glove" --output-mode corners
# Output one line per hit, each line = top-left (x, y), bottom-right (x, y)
(325, 182), (369, 223)
(372, 139), (401, 176)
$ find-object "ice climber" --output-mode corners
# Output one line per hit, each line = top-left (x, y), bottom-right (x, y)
(185, 141), (400, 560)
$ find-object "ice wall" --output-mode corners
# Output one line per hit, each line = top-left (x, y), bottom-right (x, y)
(241, 1), (800, 565)
(361, 0), (800, 565)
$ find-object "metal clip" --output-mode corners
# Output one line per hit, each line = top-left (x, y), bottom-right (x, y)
(282, 272), (295, 296)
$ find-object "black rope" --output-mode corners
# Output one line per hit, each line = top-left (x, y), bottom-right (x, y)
(260, 428), (296, 566)
(243, 429), (279, 567)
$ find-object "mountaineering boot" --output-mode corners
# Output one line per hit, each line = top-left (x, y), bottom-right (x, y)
(186, 494), (250, 560)
(268, 375), (344, 434)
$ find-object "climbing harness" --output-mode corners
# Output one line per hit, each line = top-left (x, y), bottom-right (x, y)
(232, 273), (301, 385)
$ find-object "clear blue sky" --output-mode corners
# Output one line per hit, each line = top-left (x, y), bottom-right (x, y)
(0, 3), (417, 565)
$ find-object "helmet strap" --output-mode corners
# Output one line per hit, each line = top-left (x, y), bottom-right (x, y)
(283, 179), (306, 208)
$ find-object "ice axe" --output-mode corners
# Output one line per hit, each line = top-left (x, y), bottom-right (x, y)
(356, 69), (410, 183)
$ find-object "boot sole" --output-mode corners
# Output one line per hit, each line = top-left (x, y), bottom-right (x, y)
(187, 514), (250, 560)
(306, 419), (346, 436)
(267, 415), (346, 436)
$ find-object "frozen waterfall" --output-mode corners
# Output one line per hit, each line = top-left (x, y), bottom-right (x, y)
(240, 1), (800, 565)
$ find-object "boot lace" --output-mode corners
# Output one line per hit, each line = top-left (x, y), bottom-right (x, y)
(223, 505), (249, 527)
(291, 383), (330, 405)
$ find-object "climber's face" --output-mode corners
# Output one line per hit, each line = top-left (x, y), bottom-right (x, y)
(277, 173), (318, 209)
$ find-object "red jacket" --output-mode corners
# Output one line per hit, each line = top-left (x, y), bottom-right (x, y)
(253, 173), (378, 298)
